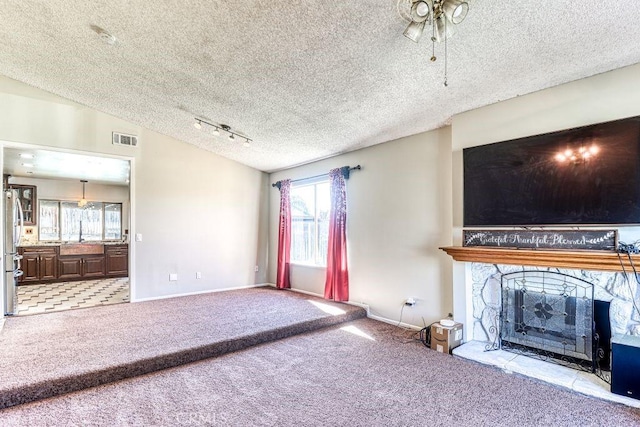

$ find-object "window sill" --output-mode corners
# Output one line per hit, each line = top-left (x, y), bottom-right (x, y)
(289, 262), (326, 270)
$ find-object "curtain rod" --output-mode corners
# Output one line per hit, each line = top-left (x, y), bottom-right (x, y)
(272, 165), (361, 188)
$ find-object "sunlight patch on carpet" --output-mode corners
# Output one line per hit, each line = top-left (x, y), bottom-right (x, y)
(339, 325), (375, 341)
(307, 300), (346, 316)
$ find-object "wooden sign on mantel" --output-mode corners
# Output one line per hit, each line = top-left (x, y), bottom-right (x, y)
(463, 230), (618, 251)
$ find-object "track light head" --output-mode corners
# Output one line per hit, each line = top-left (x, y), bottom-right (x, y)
(194, 120), (202, 130)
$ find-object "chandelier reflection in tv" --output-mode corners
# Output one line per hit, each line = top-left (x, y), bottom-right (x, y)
(555, 144), (600, 164)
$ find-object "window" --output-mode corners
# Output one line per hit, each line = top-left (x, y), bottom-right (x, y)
(291, 180), (330, 265)
(104, 203), (123, 240)
(39, 200), (122, 242)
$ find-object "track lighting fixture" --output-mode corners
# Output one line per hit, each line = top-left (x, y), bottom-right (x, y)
(193, 118), (253, 146)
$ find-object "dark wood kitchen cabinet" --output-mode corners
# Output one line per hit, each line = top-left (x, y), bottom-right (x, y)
(83, 255), (106, 278)
(18, 246), (57, 284)
(17, 243), (128, 284)
(57, 257), (83, 280)
(58, 255), (105, 279)
(105, 245), (128, 276)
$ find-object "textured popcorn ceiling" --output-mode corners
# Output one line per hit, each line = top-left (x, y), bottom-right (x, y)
(1, 1), (640, 172)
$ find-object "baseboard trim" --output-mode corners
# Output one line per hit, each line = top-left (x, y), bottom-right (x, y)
(367, 313), (423, 331)
(286, 287), (323, 298)
(283, 287), (425, 329)
(132, 283), (269, 303)
(224, 285), (421, 330)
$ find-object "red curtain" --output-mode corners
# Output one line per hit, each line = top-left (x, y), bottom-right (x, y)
(324, 168), (349, 301)
(276, 179), (291, 289)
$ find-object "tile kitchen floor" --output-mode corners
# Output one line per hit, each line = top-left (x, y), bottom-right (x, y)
(15, 278), (129, 316)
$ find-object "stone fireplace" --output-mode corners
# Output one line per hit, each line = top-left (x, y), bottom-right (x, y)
(468, 262), (639, 347)
(440, 246), (640, 406)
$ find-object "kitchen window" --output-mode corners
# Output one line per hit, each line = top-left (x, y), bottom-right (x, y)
(39, 200), (122, 242)
(291, 179), (330, 266)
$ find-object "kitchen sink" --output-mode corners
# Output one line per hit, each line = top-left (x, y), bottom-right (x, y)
(59, 243), (105, 256)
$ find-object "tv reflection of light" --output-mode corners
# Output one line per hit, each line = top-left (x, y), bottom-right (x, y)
(555, 144), (599, 164)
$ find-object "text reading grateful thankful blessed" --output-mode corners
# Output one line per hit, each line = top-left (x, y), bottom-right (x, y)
(463, 230), (617, 251)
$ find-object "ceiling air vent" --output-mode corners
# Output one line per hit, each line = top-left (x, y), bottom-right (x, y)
(112, 132), (139, 147)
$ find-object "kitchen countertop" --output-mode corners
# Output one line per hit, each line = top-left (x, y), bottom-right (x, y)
(18, 241), (128, 247)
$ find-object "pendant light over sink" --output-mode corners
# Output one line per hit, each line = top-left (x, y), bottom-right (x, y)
(78, 180), (88, 208)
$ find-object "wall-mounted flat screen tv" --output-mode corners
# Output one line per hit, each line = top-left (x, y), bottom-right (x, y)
(464, 116), (640, 226)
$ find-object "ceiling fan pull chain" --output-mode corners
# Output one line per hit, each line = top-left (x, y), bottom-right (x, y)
(444, 17), (448, 87)
(430, 16), (437, 62)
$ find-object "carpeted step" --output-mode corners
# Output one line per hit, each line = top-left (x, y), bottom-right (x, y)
(0, 287), (366, 409)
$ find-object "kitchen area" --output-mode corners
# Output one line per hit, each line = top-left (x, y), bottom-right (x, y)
(4, 147), (131, 316)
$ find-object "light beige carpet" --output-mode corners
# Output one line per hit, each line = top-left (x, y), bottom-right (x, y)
(0, 317), (638, 426)
(0, 286), (365, 408)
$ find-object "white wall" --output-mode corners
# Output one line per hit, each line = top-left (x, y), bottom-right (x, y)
(269, 128), (453, 327)
(450, 63), (640, 334)
(0, 76), (268, 303)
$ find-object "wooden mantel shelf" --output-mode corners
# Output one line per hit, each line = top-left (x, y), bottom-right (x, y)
(440, 246), (639, 273)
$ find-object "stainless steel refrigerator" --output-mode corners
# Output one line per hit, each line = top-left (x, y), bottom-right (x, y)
(4, 189), (24, 315)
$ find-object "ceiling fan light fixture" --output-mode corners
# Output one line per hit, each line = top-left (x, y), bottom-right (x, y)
(416, 1), (431, 17)
(397, 0), (472, 85)
(411, 0), (432, 22)
(433, 14), (456, 42)
(403, 20), (426, 43)
(442, 0), (468, 25)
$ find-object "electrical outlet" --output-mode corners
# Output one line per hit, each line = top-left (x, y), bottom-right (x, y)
(196, 272), (202, 279)
(405, 297), (416, 307)
(254, 265), (259, 272)
(169, 273), (178, 281)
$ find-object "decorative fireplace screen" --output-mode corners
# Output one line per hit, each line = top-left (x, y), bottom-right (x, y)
(501, 271), (595, 371)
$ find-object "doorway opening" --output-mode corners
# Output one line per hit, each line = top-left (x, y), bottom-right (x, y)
(2, 144), (132, 316)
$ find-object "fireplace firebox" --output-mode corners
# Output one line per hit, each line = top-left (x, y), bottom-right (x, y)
(500, 271), (598, 372)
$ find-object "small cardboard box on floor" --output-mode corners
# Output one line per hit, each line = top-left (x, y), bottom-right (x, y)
(431, 322), (463, 354)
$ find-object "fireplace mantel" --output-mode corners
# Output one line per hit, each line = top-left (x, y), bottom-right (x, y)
(440, 246), (640, 272)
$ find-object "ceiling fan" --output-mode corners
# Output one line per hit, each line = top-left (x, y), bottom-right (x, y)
(397, 0), (469, 43)
(397, 0), (470, 86)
